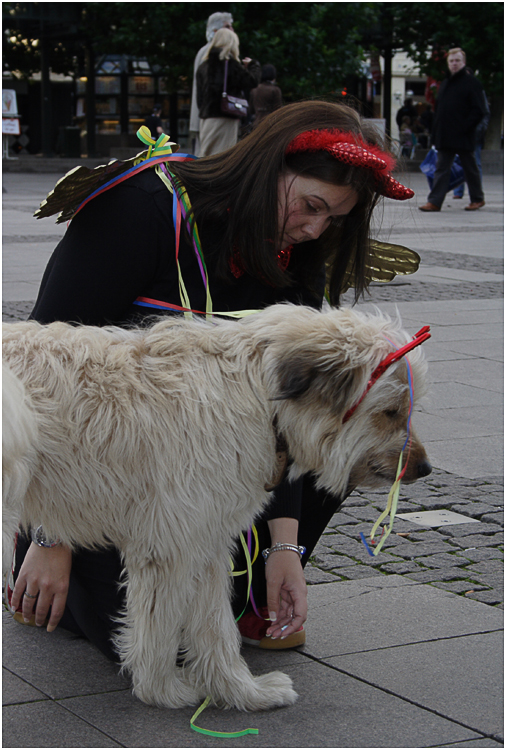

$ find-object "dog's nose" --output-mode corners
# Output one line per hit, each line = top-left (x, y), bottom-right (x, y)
(417, 459), (432, 478)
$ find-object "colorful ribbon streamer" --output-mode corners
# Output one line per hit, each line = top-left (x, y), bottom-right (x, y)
(361, 353), (416, 556)
(190, 696), (259, 738)
(190, 529), (262, 737)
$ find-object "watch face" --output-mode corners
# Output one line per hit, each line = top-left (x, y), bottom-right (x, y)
(32, 526), (59, 547)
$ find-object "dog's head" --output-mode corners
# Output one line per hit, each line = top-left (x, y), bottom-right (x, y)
(252, 304), (431, 497)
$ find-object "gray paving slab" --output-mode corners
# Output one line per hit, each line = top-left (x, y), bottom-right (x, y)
(2, 611), (129, 699)
(357, 298), (503, 318)
(443, 338), (504, 362)
(2, 701), (123, 748)
(423, 436), (503, 479)
(423, 382), (503, 409)
(426, 359), (503, 391)
(438, 740), (504, 748)
(414, 408), (503, 441)
(413, 266), (503, 284)
(421, 322), (504, 343)
(304, 577), (503, 660)
(57, 660), (484, 749)
(328, 631), (503, 739)
(2, 667), (47, 705)
(382, 233), (504, 259)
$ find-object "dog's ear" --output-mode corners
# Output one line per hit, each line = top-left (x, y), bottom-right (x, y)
(274, 355), (317, 400)
(274, 351), (362, 413)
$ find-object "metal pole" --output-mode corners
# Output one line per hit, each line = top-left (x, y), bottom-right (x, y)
(383, 44), (392, 138)
(40, 22), (54, 157)
(85, 45), (96, 157)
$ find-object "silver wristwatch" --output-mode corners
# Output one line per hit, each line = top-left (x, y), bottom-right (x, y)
(31, 525), (61, 548)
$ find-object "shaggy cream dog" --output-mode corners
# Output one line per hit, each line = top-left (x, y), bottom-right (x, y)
(3, 304), (431, 711)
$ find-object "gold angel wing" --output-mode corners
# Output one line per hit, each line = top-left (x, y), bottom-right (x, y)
(340, 240), (420, 292)
(34, 152), (151, 224)
(34, 130), (179, 224)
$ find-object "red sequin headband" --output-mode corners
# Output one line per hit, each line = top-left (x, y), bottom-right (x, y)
(342, 326), (431, 423)
(285, 130), (414, 201)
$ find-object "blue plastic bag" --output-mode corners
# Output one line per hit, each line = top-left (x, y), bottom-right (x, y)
(420, 148), (465, 190)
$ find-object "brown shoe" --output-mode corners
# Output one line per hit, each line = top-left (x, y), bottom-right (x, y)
(465, 201), (485, 211)
(419, 202), (441, 212)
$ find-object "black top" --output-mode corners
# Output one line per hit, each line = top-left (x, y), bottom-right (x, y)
(31, 166), (325, 519)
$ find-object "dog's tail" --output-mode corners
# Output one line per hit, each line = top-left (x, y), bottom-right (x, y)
(2, 364), (38, 575)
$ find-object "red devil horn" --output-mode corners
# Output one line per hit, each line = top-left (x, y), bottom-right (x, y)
(328, 142), (389, 171)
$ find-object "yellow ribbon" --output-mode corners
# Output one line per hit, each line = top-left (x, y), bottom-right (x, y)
(136, 126), (177, 159)
(369, 451), (403, 555)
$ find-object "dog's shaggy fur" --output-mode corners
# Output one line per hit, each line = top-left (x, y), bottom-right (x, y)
(3, 304), (431, 711)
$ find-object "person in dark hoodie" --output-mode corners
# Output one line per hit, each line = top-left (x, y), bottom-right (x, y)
(196, 28), (260, 156)
(250, 64), (283, 128)
(419, 47), (487, 212)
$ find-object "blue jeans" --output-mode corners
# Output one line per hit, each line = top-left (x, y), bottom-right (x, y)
(454, 144), (482, 197)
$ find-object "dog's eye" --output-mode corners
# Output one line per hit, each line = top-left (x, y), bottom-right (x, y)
(385, 408), (399, 419)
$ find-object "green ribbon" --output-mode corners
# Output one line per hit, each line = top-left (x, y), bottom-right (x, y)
(136, 125), (176, 159)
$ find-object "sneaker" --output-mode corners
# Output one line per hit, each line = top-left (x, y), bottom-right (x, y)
(238, 608), (306, 649)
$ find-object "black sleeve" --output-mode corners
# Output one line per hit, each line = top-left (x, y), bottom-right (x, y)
(31, 180), (171, 326)
(264, 478), (303, 521)
(464, 80), (487, 134)
(229, 59), (261, 98)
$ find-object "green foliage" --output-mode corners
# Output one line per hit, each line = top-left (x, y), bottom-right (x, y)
(81, 2), (212, 87)
(228, 2), (379, 100)
(3, 2), (379, 96)
(3, 2), (80, 77)
(3, 1), (503, 100)
(387, 2), (504, 95)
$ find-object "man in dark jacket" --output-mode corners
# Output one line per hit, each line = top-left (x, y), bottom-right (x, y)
(420, 47), (486, 212)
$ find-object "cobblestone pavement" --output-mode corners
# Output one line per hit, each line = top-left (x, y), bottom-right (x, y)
(3, 296), (503, 610)
(308, 470), (504, 608)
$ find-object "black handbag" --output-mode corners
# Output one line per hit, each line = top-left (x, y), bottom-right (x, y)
(220, 59), (249, 119)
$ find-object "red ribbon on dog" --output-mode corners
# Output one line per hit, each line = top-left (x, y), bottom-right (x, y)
(342, 326), (431, 424)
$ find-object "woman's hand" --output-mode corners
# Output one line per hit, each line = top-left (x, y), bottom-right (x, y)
(11, 542), (72, 632)
(264, 517), (307, 640)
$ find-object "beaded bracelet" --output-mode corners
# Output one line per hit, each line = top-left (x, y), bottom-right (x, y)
(262, 543), (306, 562)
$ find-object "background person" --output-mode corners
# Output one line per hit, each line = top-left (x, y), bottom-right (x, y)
(10, 100), (414, 657)
(399, 115), (414, 157)
(395, 97), (416, 132)
(144, 104), (164, 139)
(249, 63), (283, 128)
(419, 47), (487, 212)
(196, 28), (260, 157)
(189, 11), (234, 155)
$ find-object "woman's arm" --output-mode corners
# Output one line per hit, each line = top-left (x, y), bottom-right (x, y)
(264, 517), (307, 640)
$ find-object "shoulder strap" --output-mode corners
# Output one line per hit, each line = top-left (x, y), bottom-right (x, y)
(223, 59), (229, 95)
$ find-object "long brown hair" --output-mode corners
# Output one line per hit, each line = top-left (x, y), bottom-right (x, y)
(171, 100), (391, 305)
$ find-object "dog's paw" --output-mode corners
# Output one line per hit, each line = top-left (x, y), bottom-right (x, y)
(133, 676), (203, 709)
(229, 670), (298, 711)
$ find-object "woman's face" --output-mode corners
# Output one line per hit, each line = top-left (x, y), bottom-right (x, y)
(277, 171), (358, 248)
